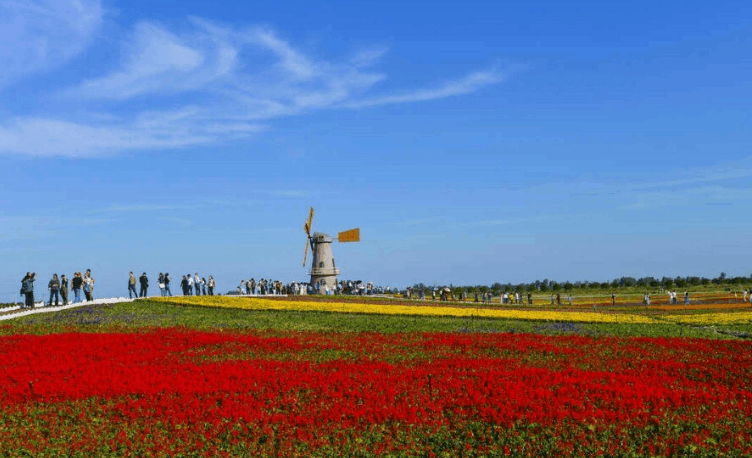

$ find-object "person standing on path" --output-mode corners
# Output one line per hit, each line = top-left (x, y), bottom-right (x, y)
(163, 273), (172, 296)
(128, 272), (138, 299)
(71, 272), (83, 303)
(194, 273), (201, 296)
(158, 273), (165, 296)
(139, 272), (149, 298)
(60, 274), (69, 305)
(611, 292), (616, 306)
(83, 271), (95, 302)
(21, 272), (36, 308)
(208, 276), (215, 296)
(48, 274), (61, 307)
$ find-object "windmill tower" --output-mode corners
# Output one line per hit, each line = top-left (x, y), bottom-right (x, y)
(302, 207), (360, 291)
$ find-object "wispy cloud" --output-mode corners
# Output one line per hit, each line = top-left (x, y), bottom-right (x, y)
(343, 70), (505, 109)
(0, 215), (116, 242)
(158, 217), (193, 227)
(0, 0), (103, 90)
(0, 14), (504, 157)
(624, 185), (752, 209)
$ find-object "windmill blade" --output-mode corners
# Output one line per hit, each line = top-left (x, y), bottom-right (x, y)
(304, 207), (314, 236)
(337, 228), (360, 243)
(303, 239), (310, 267)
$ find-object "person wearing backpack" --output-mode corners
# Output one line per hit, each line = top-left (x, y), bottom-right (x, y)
(48, 273), (61, 307)
(128, 272), (138, 299)
(20, 272), (36, 308)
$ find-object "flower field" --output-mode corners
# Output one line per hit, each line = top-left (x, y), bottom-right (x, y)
(1, 297), (752, 457)
(152, 295), (752, 327)
(152, 296), (659, 324)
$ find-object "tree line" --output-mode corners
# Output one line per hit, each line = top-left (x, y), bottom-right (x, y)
(410, 272), (752, 295)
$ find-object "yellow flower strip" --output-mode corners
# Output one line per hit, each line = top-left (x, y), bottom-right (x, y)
(152, 296), (658, 324)
(658, 312), (752, 326)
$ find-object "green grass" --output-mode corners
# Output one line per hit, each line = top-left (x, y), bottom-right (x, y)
(2, 299), (751, 340)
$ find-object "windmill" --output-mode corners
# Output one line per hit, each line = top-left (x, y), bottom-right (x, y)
(303, 207), (360, 291)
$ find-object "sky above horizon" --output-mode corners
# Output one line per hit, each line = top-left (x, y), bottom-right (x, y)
(1, 0), (751, 301)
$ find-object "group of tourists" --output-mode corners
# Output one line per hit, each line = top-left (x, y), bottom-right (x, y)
(234, 278), (379, 296)
(238, 278), (282, 296)
(179, 273), (216, 296)
(128, 272), (216, 298)
(20, 270), (95, 308)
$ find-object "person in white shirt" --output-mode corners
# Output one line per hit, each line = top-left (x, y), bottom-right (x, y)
(194, 273), (201, 296)
(187, 274), (194, 296)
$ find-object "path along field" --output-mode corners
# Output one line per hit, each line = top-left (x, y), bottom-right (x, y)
(0, 295), (751, 457)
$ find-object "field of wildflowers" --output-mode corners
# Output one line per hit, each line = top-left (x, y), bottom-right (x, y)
(1, 296), (751, 456)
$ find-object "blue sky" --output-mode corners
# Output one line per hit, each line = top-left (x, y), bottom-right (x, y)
(1, 0), (751, 300)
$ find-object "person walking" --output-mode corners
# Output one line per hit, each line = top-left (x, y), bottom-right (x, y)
(194, 273), (201, 296)
(684, 291), (689, 305)
(139, 272), (149, 298)
(71, 272), (83, 303)
(21, 272), (36, 308)
(128, 272), (138, 299)
(611, 292), (616, 306)
(60, 274), (69, 305)
(527, 292), (533, 305)
(48, 274), (61, 307)
(164, 273), (172, 296)
(158, 273), (165, 296)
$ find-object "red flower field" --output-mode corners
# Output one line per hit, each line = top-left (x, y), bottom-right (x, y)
(0, 329), (750, 457)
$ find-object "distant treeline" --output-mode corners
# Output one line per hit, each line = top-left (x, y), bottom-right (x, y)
(410, 272), (752, 294)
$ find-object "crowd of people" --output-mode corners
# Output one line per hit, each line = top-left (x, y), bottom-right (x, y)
(127, 272), (217, 298)
(233, 278), (382, 296)
(19, 269), (96, 308)
(17, 270), (220, 308)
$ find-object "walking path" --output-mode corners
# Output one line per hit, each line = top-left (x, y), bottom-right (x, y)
(0, 297), (135, 321)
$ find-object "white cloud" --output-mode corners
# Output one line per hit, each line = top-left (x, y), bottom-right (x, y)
(72, 21), (237, 99)
(0, 17), (504, 157)
(344, 70), (505, 109)
(0, 110), (264, 157)
(0, 0), (103, 90)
